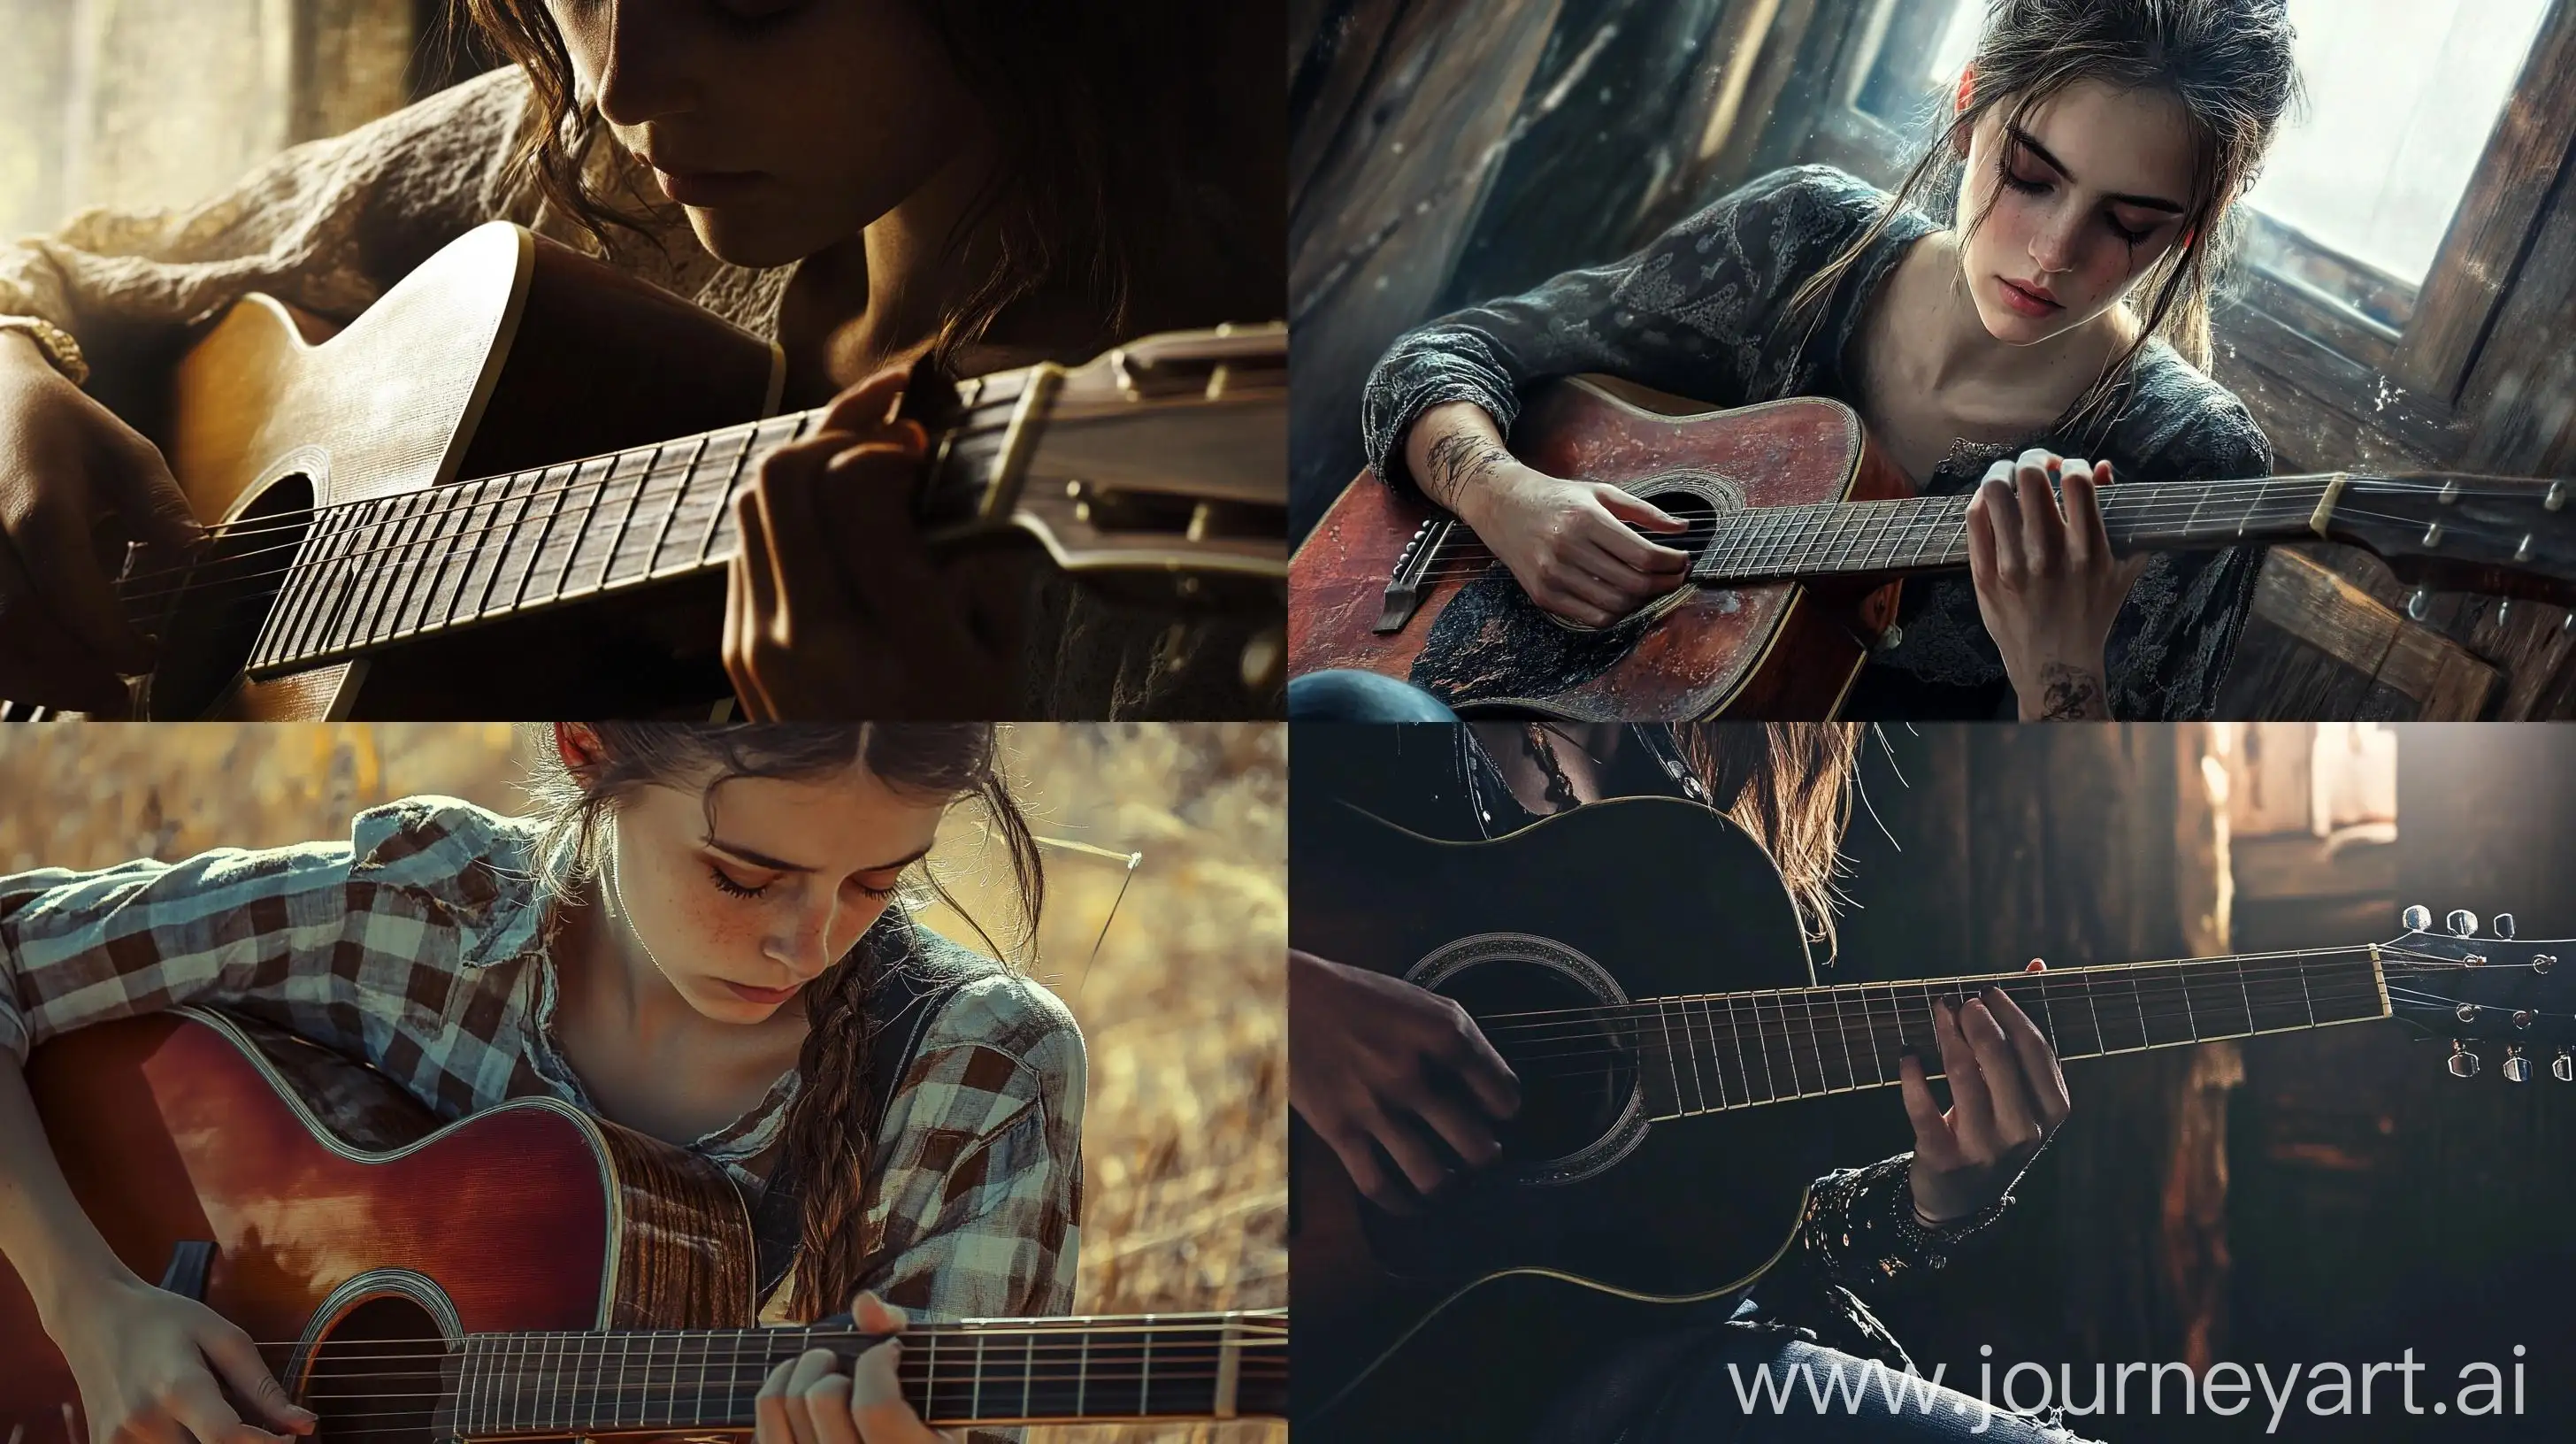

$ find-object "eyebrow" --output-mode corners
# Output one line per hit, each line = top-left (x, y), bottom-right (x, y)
(2007, 127), (2187, 213)
(707, 838), (935, 874)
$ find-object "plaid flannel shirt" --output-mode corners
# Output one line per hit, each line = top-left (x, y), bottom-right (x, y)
(0, 795), (1085, 1333)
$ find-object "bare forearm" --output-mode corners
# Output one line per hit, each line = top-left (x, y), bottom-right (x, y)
(0, 1056), (140, 1329)
(1401, 402), (1515, 525)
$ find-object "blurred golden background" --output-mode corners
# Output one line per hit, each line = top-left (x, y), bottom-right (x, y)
(0, 722), (1285, 1444)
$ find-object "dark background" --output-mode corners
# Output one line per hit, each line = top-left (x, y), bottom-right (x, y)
(1804, 723), (2576, 1441)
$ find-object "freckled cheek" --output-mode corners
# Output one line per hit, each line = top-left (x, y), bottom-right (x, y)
(633, 883), (768, 987)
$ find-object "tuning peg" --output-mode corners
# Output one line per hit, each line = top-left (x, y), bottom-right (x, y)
(2409, 587), (2434, 621)
(2557, 1048), (2575, 1083)
(2448, 909), (2480, 937)
(2505, 1047), (2533, 1083)
(2537, 954), (2558, 975)
(2403, 904), (2433, 932)
(2493, 913), (2517, 940)
(2514, 1010), (2535, 1030)
(2449, 1041), (2481, 1078)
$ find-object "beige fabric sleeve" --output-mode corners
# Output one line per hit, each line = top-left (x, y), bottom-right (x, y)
(0, 66), (540, 389)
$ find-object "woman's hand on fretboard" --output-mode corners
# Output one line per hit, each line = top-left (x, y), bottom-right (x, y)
(1965, 449), (2151, 720)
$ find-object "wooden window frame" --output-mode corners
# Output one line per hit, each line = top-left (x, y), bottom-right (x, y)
(1769, 0), (2576, 472)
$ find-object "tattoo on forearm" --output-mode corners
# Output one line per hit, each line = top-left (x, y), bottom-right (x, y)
(1421, 431), (1514, 513)
(2036, 662), (2112, 721)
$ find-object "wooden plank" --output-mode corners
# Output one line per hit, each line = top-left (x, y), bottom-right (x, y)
(1285, 0), (1567, 542)
(2394, 0), (2576, 404)
(2249, 549), (2500, 718)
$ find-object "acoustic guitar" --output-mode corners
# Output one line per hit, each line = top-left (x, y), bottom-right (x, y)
(1287, 376), (2576, 718)
(1288, 794), (2567, 1440)
(4, 220), (1285, 720)
(0, 1008), (1285, 1438)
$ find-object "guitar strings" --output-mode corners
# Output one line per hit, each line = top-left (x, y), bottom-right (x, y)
(103, 469), (2542, 617)
(87, 474), (2548, 664)
(1396, 482), (2568, 588)
(1489, 988), (2409, 1087)
(1390, 474), (2565, 586)
(234, 1318), (1287, 1363)
(1456, 941), (2505, 1035)
(1483, 975), (2403, 1073)
(98, 380), (1066, 590)
(1481, 976), (2537, 1083)
(1460, 941), (2535, 1026)
(1468, 959), (2528, 1067)
(238, 1317), (1286, 1351)
(1433, 952), (2539, 1063)
(264, 1364), (1289, 1430)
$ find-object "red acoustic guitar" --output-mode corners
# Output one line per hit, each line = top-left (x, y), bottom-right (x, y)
(1287, 374), (2576, 718)
(0, 1009), (1284, 1439)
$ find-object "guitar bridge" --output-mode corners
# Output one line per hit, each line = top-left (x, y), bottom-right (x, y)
(1376, 517), (1456, 633)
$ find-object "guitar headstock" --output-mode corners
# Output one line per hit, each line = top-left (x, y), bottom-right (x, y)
(2380, 903), (2576, 1081)
(921, 323), (1286, 601)
(2326, 475), (2576, 606)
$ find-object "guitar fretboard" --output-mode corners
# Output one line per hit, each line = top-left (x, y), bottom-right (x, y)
(434, 1310), (1285, 1434)
(240, 366), (1042, 677)
(1685, 473), (2344, 585)
(1485, 948), (2390, 1121)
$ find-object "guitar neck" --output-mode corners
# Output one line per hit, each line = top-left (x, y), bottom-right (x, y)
(1686, 472), (2349, 585)
(241, 365), (1049, 679)
(1594, 947), (2389, 1120)
(441, 1309), (1286, 1434)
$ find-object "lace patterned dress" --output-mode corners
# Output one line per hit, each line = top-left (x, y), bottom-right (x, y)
(1361, 165), (2274, 720)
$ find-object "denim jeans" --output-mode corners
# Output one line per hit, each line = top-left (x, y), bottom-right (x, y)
(1284, 668), (1460, 721)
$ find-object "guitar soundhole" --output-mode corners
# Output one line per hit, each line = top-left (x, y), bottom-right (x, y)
(298, 1294), (448, 1444)
(134, 475), (314, 719)
(1441, 963), (1637, 1176)
(1631, 483), (1727, 559)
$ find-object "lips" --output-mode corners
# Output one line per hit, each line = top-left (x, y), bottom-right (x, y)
(640, 155), (766, 206)
(723, 978), (802, 1006)
(1997, 276), (2063, 318)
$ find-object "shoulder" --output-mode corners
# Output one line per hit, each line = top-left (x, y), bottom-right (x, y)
(2110, 340), (2274, 480)
(1664, 165), (1890, 250)
(345, 795), (545, 960)
(886, 926), (1086, 1134)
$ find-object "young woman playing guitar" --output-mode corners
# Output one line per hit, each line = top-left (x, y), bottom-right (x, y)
(1358, 0), (2300, 721)
(1291, 721), (2085, 1440)
(0, 724), (1077, 1444)
(0, 1), (1279, 719)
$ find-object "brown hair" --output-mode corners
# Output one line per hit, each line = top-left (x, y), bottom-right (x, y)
(1786, 0), (2301, 424)
(1670, 724), (1866, 958)
(456, 0), (1274, 373)
(527, 721), (1042, 1319)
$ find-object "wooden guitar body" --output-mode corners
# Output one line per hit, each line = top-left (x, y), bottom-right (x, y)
(0, 1008), (755, 1440)
(1287, 379), (1910, 719)
(1288, 796), (1838, 1440)
(140, 220), (782, 719)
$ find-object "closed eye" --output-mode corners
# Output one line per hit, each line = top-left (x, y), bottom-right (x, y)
(709, 862), (772, 899)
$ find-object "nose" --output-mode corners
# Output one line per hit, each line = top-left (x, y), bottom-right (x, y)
(2028, 203), (2082, 276)
(590, 3), (698, 128)
(767, 895), (843, 979)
